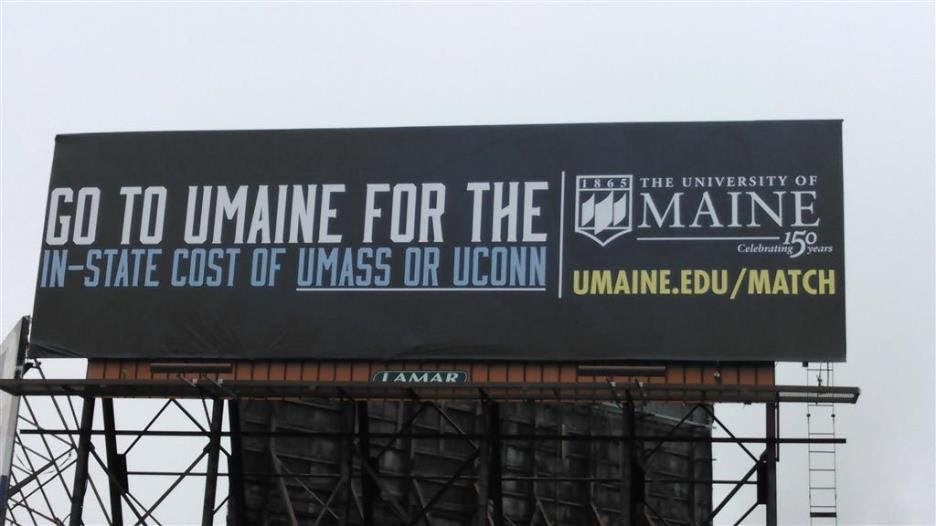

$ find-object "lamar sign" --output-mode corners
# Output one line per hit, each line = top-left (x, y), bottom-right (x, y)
(30, 121), (845, 362)
(373, 371), (469, 384)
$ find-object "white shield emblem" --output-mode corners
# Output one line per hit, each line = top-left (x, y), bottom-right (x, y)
(574, 175), (633, 246)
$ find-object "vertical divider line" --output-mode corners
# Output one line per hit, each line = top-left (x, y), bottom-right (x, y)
(558, 171), (566, 298)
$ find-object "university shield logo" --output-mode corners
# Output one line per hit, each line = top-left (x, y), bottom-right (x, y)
(574, 175), (633, 246)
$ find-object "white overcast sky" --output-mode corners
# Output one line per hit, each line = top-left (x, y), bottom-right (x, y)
(1, 2), (934, 525)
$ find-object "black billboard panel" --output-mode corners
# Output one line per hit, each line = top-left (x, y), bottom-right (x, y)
(30, 121), (845, 361)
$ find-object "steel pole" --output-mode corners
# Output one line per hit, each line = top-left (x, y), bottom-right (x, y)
(102, 398), (124, 526)
(765, 402), (778, 526)
(201, 400), (223, 526)
(68, 397), (95, 526)
(227, 399), (245, 524)
(487, 401), (504, 526)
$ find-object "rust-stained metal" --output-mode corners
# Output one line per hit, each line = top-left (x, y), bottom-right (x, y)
(86, 360), (776, 387)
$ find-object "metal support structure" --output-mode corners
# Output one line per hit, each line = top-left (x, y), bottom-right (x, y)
(396, 400), (417, 523)
(765, 401), (779, 526)
(407, 451), (480, 526)
(357, 401), (375, 526)
(227, 399), (246, 525)
(475, 404), (490, 526)
(624, 394), (641, 525)
(68, 397), (95, 526)
(101, 398), (124, 526)
(475, 398), (504, 526)
(201, 399), (223, 526)
(3, 369), (858, 526)
(268, 410), (299, 526)
(340, 402), (354, 525)
(687, 422), (697, 523)
(486, 400), (504, 526)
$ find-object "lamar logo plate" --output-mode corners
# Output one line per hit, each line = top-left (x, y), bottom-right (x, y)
(372, 370), (469, 384)
(574, 175), (633, 246)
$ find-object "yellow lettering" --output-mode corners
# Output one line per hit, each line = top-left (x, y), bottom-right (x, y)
(693, 269), (710, 294)
(819, 269), (835, 294)
(659, 270), (671, 295)
(614, 271), (631, 294)
(772, 270), (790, 294)
(590, 270), (613, 295)
(680, 269), (692, 294)
(572, 270), (588, 295)
(787, 269), (802, 294)
(802, 269), (818, 294)
(748, 270), (771, 294)
(639, 270), (657, 294)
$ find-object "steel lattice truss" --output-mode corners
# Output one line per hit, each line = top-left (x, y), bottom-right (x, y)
(3, 362), (855, 526)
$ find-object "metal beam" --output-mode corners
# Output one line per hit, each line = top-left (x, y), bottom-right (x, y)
(623, 394), (642, 526)
(704, 461), (759, 523)
(407, 450), (480, 526)
(487, 401), (504, 526)
(20, 397), (74, 515)
(357, 401), (375, 526)
(133, 450), (207, 525)
(765, 402), (778, 526)
(642, 403), (702, 464)
(0, 379), (862, 405)
(17, 429), (847, 444)
(9, 431), (58, 522)
(475, 404), (489, 526)
(339, 402), (355, 526)
(226, 399), (246, 525)
(733, 501), (759, 526)
(8, 380), (850, 524)
(269, 448), (299, 526)
(102, 398), (124, 526)
(397, 401), (418, 523)
(201, 399), (223, 526)
(68, 397), (95, 526)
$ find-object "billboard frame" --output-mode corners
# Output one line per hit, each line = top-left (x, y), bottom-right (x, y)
(1, 358), (859, 526)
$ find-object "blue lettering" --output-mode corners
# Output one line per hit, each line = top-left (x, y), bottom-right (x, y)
(83, 250), (100, 287)
(471, 246), (489, 286)
(145, 249), (161, 287)
(355, 248), (373, 286)
(374, 248), (391, 286)
(171, 249), (188, 286)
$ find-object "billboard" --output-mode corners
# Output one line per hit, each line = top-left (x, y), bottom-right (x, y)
(30, 121), (845, 362)
(1, 317), (28, 525)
